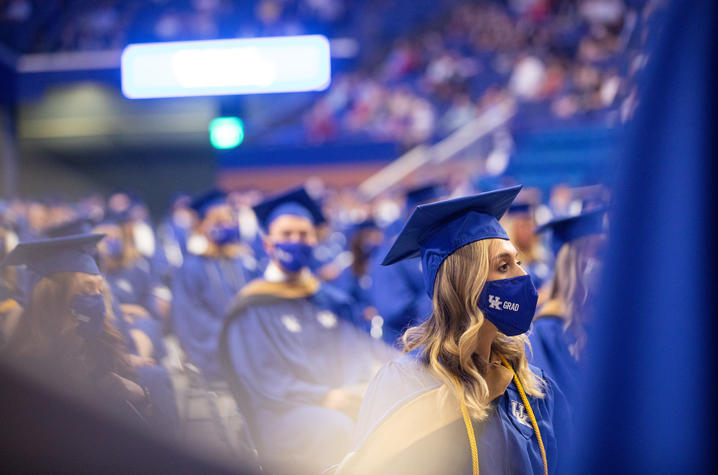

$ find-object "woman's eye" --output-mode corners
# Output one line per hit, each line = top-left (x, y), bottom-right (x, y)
(516, 260), (522, 266)
(498, 264), (508, 272)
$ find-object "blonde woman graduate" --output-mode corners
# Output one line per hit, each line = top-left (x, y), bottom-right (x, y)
(335, 185), (570, 475)
(529, 208), (607, 404)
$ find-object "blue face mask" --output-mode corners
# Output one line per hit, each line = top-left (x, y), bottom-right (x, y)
(210, 225), (241, 246)
(477, 274), (538, 336)
(273, 241), (314, 273)
(105, 237), (123, 259)
(69, 293), (107, 339)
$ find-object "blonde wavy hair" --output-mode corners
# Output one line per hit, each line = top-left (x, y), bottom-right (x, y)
(402, 238), (544, 420)
(545, 234), (605, 360)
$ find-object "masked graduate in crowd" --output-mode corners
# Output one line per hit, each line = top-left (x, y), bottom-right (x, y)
(219, 187), (395, 475)
(528, 209), (607, 404)
(91, 215), (169, 361)
(172, 190), (258, 380)
(369, 184), (445, 346)
(336, 186), (570, 475)
(328, 219), (385, 332)
(501, 202), (552, 292)
(44, 219), (180, 435)
(0, 234), (154, 428)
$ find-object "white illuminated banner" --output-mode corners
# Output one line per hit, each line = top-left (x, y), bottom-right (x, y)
(121, 35), (331, 99)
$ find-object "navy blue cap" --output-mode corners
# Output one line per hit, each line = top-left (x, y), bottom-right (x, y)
(406, 183), (447, 210)
(507, 203), (532, 215)
(44, 217), (94, 238)
(535, 208), (607, 255)
(253, 186), (325, 231)
(190, 189), (227, 219)
(382, 185), (522, 297)
(1, 234), (105, 279)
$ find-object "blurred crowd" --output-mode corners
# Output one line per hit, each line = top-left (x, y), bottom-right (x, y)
(1, 0), (665, 148)
(305, 0), (665, 146)
(0, 0), (420, 53)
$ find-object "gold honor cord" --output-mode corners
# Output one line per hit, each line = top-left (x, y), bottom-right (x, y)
(453, 358), (549, 475)
(500, 356), (548, 475)
(452, 375), (480, 475)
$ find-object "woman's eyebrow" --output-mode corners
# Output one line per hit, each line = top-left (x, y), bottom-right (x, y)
(492, 252), (514, 263)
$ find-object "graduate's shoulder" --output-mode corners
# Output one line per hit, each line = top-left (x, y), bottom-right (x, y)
(352, 352), (444, 451)
(365, 352), (441, 413)
(226, 278), (289, 316)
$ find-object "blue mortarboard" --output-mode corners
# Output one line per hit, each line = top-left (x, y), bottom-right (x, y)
(406, 183), (447, 211)
(252, 187), (325, 231)
(0, 234), (105, 279)
(382, 185), (522, 297)
(535, 208), (607, 255)
(43, 217), (94, 238)
(189, 190), (228, 219)
(507, 203), (532, 215)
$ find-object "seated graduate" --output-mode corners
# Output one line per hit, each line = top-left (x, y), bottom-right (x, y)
(369, 184), (445, 346)
(335, 186), (570, 475)
(328, 219), (385, 332)
(171, 190), (258, 380)
(0, 234), (152, 428)
(219, 186), (395, 475)
(90, 216), (169, 361)
(46, 218), (180, 436)
(529, 208), (607, 404)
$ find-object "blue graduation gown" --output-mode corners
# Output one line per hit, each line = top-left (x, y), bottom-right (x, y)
(135, 364), (180, 438)
(172, 253), (256, 379)
(369, 242), (432, 346)
(528, 316), (579, 404)
(329, 265), (374, 330)
(107, 294), (180, 438)
(345, 353), (571, 474)
(219, 280), (395, 474)
(105, 259), (157, 312)
(106, 260), (167, 360)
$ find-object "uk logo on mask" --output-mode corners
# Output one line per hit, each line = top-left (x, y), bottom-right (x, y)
(489, 295), (520, 311)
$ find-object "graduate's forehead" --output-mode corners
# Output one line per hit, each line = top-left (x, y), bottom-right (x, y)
(67, 272), (104, 293)
(489, 239), (518, 261)
(267, 214), (315, 236)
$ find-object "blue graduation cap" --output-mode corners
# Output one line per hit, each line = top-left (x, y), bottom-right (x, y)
(382, 185), (522, 297)
(535, 208), (607, 255)
(43, 217), (94, 238)
(0, 234), (105, 279)
(507, 203), (532, 215)
(406, 183), (447, 211)
(252, 186), (325, 231)
(189, 189), (228, 219)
